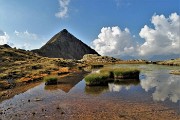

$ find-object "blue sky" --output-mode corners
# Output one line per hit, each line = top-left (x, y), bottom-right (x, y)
(0, 0), (179, 60)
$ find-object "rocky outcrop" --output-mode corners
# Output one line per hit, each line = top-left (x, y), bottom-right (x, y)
(81, 54), (121, 63)
(0, 44), (11, 49)
(32, 29), (99, 60)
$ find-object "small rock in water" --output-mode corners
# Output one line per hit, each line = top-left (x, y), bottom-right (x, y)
(32, 112), (36, 115)
(56, 106), (60, 110)
(34, 98), (42, 101)
(0, 110), (3, 115)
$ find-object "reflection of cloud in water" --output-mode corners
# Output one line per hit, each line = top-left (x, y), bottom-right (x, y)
(108, 83), (123, 92)
(108, 83), (134, 92)
(108, 79), (140, 92)
(141, 72), (180, 103)
(125, 86), (131, 90)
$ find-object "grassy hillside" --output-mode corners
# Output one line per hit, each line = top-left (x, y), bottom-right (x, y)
(0, 44), (79, 90)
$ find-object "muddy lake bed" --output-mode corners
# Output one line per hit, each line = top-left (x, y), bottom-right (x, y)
(0, 64), (180, 120)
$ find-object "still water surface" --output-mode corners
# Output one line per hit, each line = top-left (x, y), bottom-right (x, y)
(0, 64), (180, 120)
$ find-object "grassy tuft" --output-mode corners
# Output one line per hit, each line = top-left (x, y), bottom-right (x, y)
(113, 68), (140, 79)
(44, 76), (58, 85)
(85, 68), (140, 86)
(84, 72), (110, 86)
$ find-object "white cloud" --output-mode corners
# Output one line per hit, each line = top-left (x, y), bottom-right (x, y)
(55, 0), (70, 19)
(14, 30), (38, 40)
(13, 30), (43, 50)
(92, 13), (180, 59)
(139, 13), (180, 57)
(92, 26), (137, 57)
(0, 30), (9, 45)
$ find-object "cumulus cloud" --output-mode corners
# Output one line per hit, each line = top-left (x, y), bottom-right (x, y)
(92, 26), (137, 57)
(92, 13), (180, 59)
(55, 0), (70, 19)
(139, 13), (180, 57)
(0, 30), (9, 45)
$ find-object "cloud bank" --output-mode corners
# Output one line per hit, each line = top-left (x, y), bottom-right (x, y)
(55, 0), (70, 19)
(92, 13), (180, 59)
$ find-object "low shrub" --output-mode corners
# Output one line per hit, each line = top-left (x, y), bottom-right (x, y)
(44, 76), (58, 85)
(0, 80), (11, 89)
(31, 64), (43, 70)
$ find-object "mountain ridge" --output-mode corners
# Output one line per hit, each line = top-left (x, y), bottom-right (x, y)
(32, 29), (99, 60)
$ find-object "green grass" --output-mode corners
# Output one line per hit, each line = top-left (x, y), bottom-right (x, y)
(84, 72), (110, 86)
(100, 68), (140, 78)
(44, 76), (58, 85)
(113, 68), (140, 79)
(85, 68), (140, 86)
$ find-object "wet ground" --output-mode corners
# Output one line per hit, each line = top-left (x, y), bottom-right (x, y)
(0, 64), (180, 120)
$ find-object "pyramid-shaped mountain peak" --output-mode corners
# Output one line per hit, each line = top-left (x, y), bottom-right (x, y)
(61, 29), (68, 33)
(32, 29), (99, 60)
(47, 29), (76, 44)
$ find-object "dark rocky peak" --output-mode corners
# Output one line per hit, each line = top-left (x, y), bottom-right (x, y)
(61, 29), (68, 34)
(32, 29), (99, 60)
(46, 29), (76, 44)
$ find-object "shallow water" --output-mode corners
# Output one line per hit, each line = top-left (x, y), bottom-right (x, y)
(0, 64), (180, 120)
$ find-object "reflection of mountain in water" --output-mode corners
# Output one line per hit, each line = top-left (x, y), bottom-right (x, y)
(140, 71), (180, 103)
(44, 73), (86, 93)
(85, 79), (140, 95)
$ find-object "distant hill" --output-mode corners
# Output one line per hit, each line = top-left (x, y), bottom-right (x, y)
(0, 44), (38, 63)
(32, 29), (99, 60)
(157, 58), (180, 66)
(148, 54), (180, 61)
